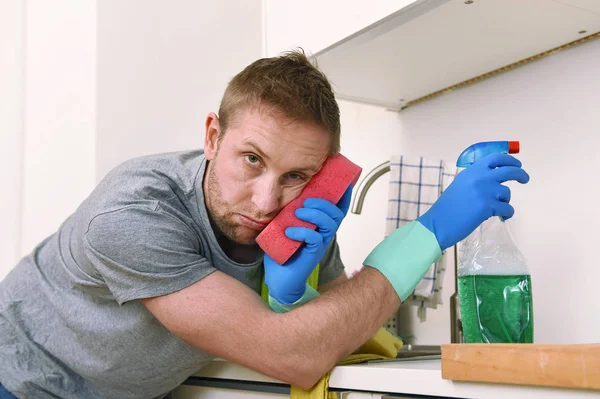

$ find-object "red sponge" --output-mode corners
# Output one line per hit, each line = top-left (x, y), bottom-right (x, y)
(256, 153), (362, 265)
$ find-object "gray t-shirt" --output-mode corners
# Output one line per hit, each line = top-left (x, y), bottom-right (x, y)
(0, 150), (345, 399)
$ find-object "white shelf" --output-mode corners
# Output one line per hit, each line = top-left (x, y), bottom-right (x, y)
(313, 0), (600, 110)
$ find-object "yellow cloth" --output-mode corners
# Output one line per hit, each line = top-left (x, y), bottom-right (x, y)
(289, 328), (403, 399)
(259, 265), (403, 398)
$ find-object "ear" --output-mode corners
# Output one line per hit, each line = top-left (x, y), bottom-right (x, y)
(204, 112), (221, 160)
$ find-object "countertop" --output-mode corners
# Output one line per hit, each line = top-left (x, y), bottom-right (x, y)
(190, 358), (600, 399)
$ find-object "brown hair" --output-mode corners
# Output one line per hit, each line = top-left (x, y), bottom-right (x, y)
(218, 49), (341, 155)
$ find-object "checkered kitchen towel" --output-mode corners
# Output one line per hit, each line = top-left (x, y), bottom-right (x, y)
(386, 155), (456, 321)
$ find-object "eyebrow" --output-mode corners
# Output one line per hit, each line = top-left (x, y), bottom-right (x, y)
(243, 140), (321, 173)
(245, 141), (269, 162)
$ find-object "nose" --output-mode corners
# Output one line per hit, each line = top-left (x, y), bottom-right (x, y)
(252, 176), (282, 216)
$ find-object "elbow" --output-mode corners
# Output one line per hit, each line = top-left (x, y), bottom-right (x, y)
(284, 369), (325, 391)
(261, 314), (347, 390)
(277, 353), (338, 391)
(292, 378), (319, 392)
(289, 368), (324, 391)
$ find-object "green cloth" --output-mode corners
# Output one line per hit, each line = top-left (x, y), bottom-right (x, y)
(363, 221), (442, 301)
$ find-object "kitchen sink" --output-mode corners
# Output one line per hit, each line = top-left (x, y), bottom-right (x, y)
(365, 344), (441, 364)
(396, 344), (441, 358)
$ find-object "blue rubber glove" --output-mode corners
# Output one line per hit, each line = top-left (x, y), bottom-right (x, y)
(264, 185), (353, 305)
(417, 153), (530, 251)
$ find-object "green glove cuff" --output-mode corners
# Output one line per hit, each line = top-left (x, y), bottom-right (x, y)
(268, 283), (320, 313)
(363, 221), (442, 302)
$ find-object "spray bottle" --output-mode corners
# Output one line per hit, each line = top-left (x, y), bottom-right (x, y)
(456, 141), (534, 343)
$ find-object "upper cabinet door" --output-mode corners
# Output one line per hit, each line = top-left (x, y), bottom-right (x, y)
(266, 0), (600, 112)
(264, 0), (417, 57)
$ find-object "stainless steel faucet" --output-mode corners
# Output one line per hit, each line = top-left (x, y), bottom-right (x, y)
(350, 161), (390, 215)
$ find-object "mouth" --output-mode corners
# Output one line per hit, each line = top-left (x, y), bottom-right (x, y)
(238, 214), (271, 230)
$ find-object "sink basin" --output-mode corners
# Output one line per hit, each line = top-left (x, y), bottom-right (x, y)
(365, 344), (441, 364)
(396, 344), (441, 358)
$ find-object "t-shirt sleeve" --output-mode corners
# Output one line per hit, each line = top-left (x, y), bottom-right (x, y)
(318, 234), (346, 285)
(83, 205), (216, 305)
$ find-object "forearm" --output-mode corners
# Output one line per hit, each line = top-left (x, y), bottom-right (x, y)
(143, 267), (384, 391)
(271, 266), (399, 387)
(145, 222), (440, 390)
(317, 272), (348, 294)
(265, 221), (441, 388)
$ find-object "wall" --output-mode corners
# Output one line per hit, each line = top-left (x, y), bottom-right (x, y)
(1, 1), (263, 279)
(336, 38), (600, 345)
(264, 0), (415, 56)
(18, 0), (98, 257)
(96, 0), (263, 180)
(335, 101), (403, 276)
(0, 0), (97, 273)
(0, 0), (25, 280)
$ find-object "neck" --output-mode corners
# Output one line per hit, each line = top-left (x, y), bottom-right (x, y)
(218, 235), (261, 264)
(209, 217), (260, 264)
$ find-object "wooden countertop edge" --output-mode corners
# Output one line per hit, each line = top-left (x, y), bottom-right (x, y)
(441, 343), (600, 391)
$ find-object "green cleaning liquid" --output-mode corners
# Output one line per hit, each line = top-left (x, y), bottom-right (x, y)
(458, 274), (533, 343)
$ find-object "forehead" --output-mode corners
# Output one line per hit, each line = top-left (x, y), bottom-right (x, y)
(224, 108), (331, 171)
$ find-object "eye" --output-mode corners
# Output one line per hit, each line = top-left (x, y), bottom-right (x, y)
(244, 154), (261, 166)
(286, 172), (307, 182)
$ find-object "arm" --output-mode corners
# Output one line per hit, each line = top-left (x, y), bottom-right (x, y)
(143, 153), (529, 390)
(318, 272), (348, 294)
(316, 233), (349, 294)
(141, 266), (396, 390)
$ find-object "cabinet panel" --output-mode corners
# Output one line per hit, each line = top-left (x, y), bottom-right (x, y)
(314, 0), (600, 110)
(172, 385), (288, 399)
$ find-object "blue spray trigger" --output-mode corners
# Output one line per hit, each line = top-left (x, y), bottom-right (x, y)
(456, 141), (519, 168)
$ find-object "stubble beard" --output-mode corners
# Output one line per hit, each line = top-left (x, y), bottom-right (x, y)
(205, 159), (259, 245)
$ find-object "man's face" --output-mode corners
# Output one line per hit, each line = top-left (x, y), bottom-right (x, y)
(203, 108), (331, 245)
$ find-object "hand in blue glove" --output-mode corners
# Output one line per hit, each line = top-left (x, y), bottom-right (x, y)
(264, 185), (353, 305)
(418, 153), (530, 251)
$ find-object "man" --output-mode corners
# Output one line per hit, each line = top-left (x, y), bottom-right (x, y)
(0, 50), (529, 398)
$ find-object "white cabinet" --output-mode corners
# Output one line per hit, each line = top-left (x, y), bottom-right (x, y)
(179, 359), (600, 399)
(264, 0), (416, 56)
(171, 384), (288, 398)
(172, 384), (393, 399)
(171, 382), (379, 398)
(307, 0), (600, 111)
(266, 0), (600, 111)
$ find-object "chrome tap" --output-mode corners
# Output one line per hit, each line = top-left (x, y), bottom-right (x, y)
(350, 161), (390, 215)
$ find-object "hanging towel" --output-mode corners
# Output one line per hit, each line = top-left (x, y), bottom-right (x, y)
(386, 155), (456, 320)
